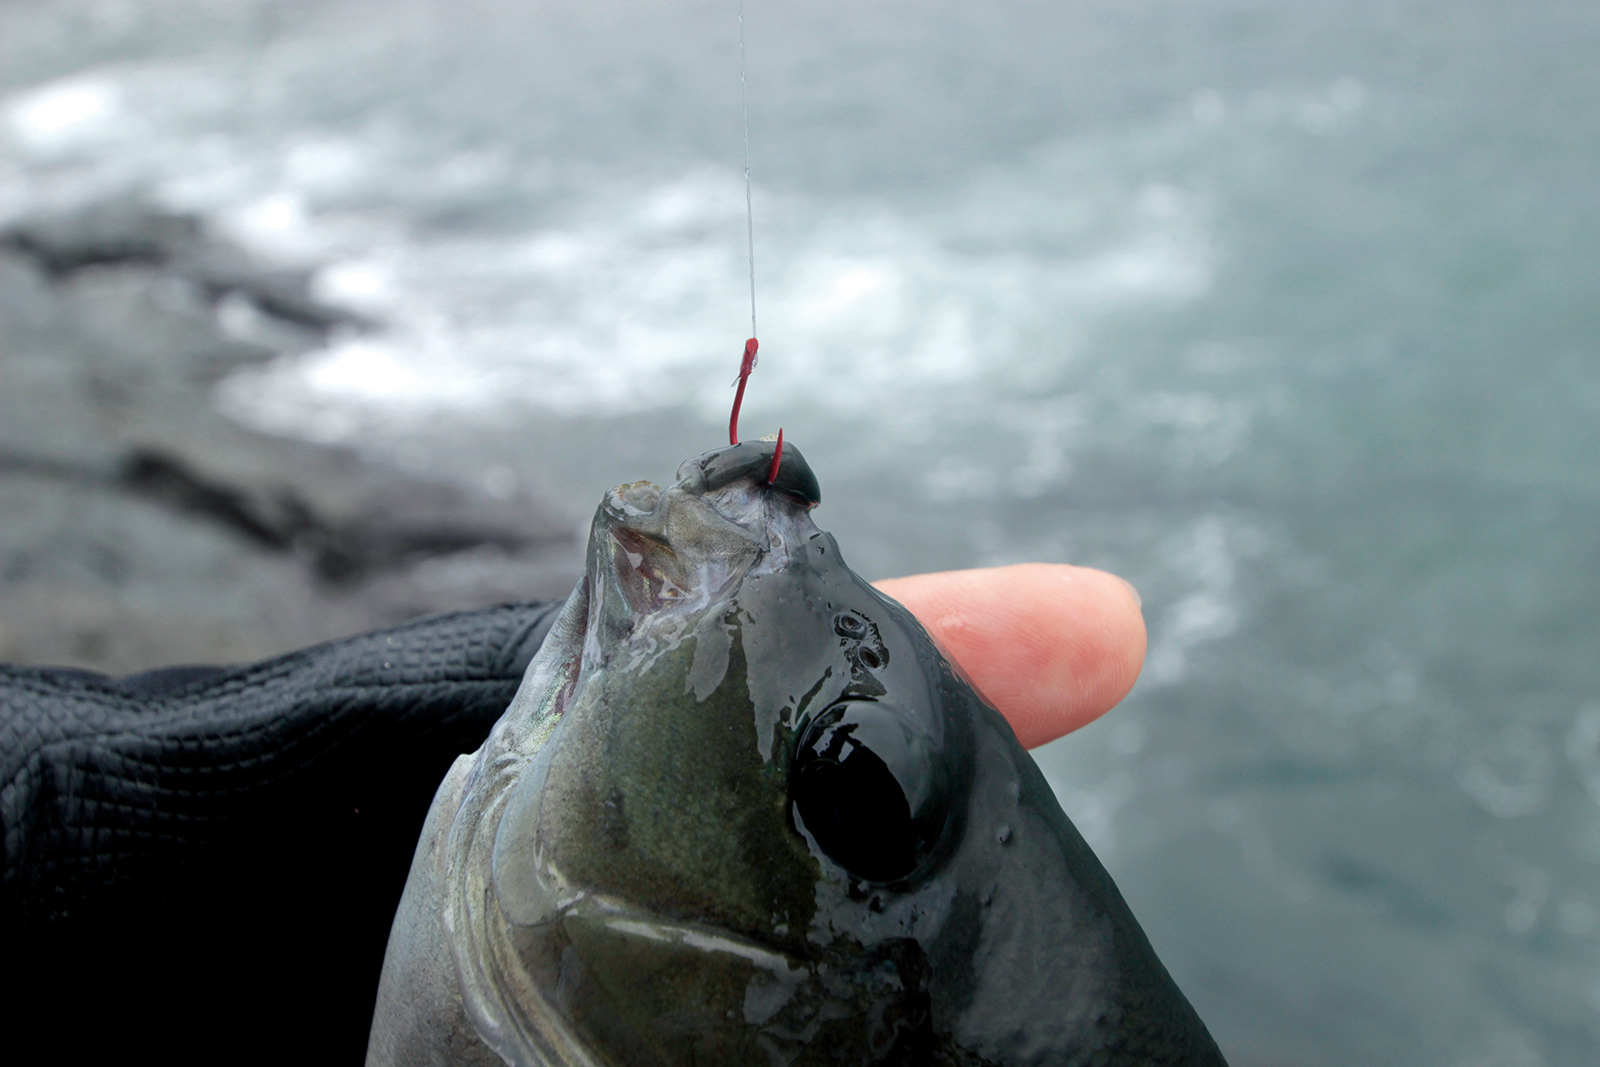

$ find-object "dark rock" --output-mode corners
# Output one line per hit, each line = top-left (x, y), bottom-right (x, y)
(0, 199), (366, 337)
(0, 196), (582, 672)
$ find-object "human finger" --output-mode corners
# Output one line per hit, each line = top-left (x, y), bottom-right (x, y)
(873, 563), (1146, 750)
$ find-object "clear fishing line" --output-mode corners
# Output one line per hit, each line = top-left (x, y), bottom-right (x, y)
(740, 0), (757, 340)
(729, 0), (768, 451)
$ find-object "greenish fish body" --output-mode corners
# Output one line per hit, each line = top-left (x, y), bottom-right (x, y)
(368, 441), (1228, 1066)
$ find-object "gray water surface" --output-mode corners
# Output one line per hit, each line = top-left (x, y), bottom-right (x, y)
(2, 2), (1597, 1064)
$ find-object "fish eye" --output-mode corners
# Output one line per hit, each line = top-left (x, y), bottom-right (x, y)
(790, 701), (949, 884)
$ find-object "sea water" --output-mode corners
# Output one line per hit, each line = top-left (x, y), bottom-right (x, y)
(2, 1), (1597, 1063)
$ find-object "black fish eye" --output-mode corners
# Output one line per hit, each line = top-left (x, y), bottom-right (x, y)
(790, 701), (949, 884)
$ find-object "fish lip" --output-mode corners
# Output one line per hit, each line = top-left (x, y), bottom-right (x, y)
(603, 479), (664, 524)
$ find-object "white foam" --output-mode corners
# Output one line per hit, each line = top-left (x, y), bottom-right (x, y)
(174, 94), (1219, 438)
(1144, 516), (1253, 687)
(3, 76), (123, 152)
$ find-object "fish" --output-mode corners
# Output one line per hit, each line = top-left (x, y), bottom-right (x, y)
(367, 438), (1228, 1066)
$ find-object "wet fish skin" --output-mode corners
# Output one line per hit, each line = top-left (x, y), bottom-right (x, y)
(369, 440), (1227, 1066)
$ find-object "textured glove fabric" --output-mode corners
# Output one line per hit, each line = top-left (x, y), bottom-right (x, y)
(1, 600), (561, 1065)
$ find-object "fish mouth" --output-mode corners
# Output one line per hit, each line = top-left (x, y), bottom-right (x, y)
(588, 439), (822, 628)
(511, 438), (826, 767)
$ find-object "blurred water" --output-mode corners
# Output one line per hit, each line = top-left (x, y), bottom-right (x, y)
(3, 1), (1598, 1064)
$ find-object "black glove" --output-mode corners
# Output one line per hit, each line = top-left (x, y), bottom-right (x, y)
(1, 601), (561, 1065)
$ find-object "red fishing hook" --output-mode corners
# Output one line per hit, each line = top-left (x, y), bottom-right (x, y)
(767, 427), (783, 485)
(729, 337), (758, 445)
(728, 337), (781, 485)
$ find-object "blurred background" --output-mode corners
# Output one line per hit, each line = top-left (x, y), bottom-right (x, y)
(1, 0), (1597, 1063)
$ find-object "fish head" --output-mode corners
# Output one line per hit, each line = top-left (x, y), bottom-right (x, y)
(438, 439), (1226, 1067)
(526, 440), (962, 928)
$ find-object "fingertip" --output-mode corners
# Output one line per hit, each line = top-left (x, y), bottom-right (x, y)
(875, 564), (1146, 749)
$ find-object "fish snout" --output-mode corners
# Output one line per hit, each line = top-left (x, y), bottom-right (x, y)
(589, 440), (823, 621)
(674, 439), (821, 508)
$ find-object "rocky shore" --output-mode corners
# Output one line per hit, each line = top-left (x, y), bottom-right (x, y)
(0, 199), (583, 672)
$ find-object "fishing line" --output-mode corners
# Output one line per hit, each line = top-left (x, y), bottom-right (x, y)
(740, 0), (757, 341)
(730, 0), (778, 474)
